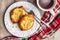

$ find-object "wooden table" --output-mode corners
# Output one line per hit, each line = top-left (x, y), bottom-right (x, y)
(0, 0), (60, 40)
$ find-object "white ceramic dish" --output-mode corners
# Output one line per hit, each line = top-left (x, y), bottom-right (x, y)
(36, 0), (57, 11)
(4, 1), (42, 38)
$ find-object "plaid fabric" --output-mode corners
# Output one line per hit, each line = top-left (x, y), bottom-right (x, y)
(29, 0), (60, 40)
(49, 14), (60, 30)
(57, 0), (60, 5)
(28, 34), (38, 40)
(38, 27), (52, 38)
(53, 3), (59, 13)
(41, 11), (52, 23)
(2, 0), (60, 40)
(1, 36), (20, 40)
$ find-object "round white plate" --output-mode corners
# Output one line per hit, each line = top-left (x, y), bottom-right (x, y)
(4, 1), (41, 37)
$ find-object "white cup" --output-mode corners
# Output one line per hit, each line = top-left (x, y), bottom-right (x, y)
(37, 0), (57, 11)
(37, 0), (57, 16)
(37, 0), (57, 26)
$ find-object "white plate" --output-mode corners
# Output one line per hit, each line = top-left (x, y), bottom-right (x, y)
(4, 1), (42, 37)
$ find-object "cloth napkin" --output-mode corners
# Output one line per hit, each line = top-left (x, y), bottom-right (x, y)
(1, 0), (60, 40)
(29, 0), (60, 40)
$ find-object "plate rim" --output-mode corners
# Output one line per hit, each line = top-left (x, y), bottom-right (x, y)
(4, 1), (41, 38)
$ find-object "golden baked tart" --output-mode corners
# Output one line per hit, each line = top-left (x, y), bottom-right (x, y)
(10, 6), (27, 23)
(19, 14), (34, 31)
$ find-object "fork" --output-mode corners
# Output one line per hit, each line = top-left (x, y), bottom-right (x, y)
(28, 10), (50, 33)
(28, 10), (41, 24)
(28, 10), (50, 26)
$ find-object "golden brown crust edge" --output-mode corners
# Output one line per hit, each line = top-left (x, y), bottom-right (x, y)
(10, 6), (27, 23)
(18, 14), (34, 31)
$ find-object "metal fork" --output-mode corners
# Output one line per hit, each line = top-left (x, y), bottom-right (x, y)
(28, 10), (50, 26)
(28, 10), (41, 24)
(28, 10), (50, 32)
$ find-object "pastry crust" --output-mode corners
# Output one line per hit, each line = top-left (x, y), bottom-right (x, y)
(10, 6), (27, 23)
(18, 14), (34, 31)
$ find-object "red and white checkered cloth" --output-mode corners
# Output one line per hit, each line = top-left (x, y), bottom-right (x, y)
(29, 0), (60, 40)
(2, 0), (60, 40)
